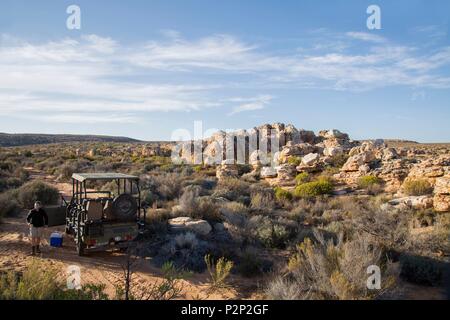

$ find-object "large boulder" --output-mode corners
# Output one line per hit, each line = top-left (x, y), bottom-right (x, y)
(278, 143), (315, 163)
(302, 153), (320, 166)
(382, 148), (398, 161)
(341, 154), (371, 172)
(168, 217), (212, 236)
(388, 196), (434, 210)
(318, 129), (349, 140)
(324, 146), (344, 157)
(260, 166), (278, 178)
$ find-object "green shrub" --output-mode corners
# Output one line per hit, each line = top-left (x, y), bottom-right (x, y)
(255, 217), (290, 249)
(58, 164), (75, 181)
(17, 181), (59, 208)
(357, 175), (382, 189)
(287, 156), (302, 166)
(274, 187), (293, 202)
(295, 172), (310, 185)
(205, 255), (234, 290)
(294, 179), (333, 198)
(0, 192), (21, 219)
(403, 179), (433, 196)
(237, 249), (262, 278)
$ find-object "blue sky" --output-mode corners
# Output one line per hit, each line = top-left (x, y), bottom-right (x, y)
(1, 0), (449, 142)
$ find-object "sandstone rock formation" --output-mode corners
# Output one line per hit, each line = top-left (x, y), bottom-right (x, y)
(434, 176), (450, 212)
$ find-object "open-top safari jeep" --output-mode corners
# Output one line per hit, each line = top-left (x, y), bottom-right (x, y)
(66, 173), (146, 256)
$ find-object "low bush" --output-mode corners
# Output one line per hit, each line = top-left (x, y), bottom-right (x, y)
(403, 179), (433, 196)
(178, 188), (220, 221)
(287, 156), (302, 166)
(253, 216), (291, 249)
(266, 230), (397, 300)
(58, 164), (76, 181)
(174, 232), (199, 250)
(274, 187), (293, 202)
(205, 254), (234, 290)
(0, 192), (21, 219)
(237, 249), (263, 278)
(295, 172), (310, 185)
(357, 175), (382, 189)
(294, 179), (333, 198)
(250, 188), (275, 210)
(17, 181), (59, 208)
(213, 178), (250, 201)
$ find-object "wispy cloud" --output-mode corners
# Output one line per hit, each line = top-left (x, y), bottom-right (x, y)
(1, 30), (450, 123)
(346, 32), (386, 43)
(228, 95), (273, 115)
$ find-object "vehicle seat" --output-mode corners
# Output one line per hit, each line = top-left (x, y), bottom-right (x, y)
(86, 201), (103, 221)
(103, 199), (114, 220)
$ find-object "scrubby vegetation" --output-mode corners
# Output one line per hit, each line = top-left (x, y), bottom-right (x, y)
(0, 260), (108, 300)
(0, 140), (448, 301)
(403, 179), (433, 196)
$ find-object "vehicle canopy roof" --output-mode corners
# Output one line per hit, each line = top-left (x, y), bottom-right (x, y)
(72, 173), (139, 182)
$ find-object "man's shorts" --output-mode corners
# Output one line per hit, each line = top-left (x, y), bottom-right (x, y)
(29, 226), (43, 238)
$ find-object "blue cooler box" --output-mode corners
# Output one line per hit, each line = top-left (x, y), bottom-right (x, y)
(50, 232), (63, 247)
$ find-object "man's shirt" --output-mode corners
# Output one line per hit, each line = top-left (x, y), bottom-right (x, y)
(26, 208), (49, 228)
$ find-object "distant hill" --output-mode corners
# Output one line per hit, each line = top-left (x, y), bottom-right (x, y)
(0, 133), (141, 147)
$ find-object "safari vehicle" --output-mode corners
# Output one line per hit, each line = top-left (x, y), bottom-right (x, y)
(66, 173), (146, 256)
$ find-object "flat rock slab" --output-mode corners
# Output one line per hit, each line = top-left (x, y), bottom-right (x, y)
(168, 217), (212, 236)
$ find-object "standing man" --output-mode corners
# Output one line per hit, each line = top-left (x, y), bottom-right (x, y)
(26, 201), (48, 255)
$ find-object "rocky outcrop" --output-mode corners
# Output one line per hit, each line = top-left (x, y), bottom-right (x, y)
(278, 143), (316, 164)
(402, 155), (450, 187)
(433, 176), (450, 212)
(373, 159), (410, 193)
